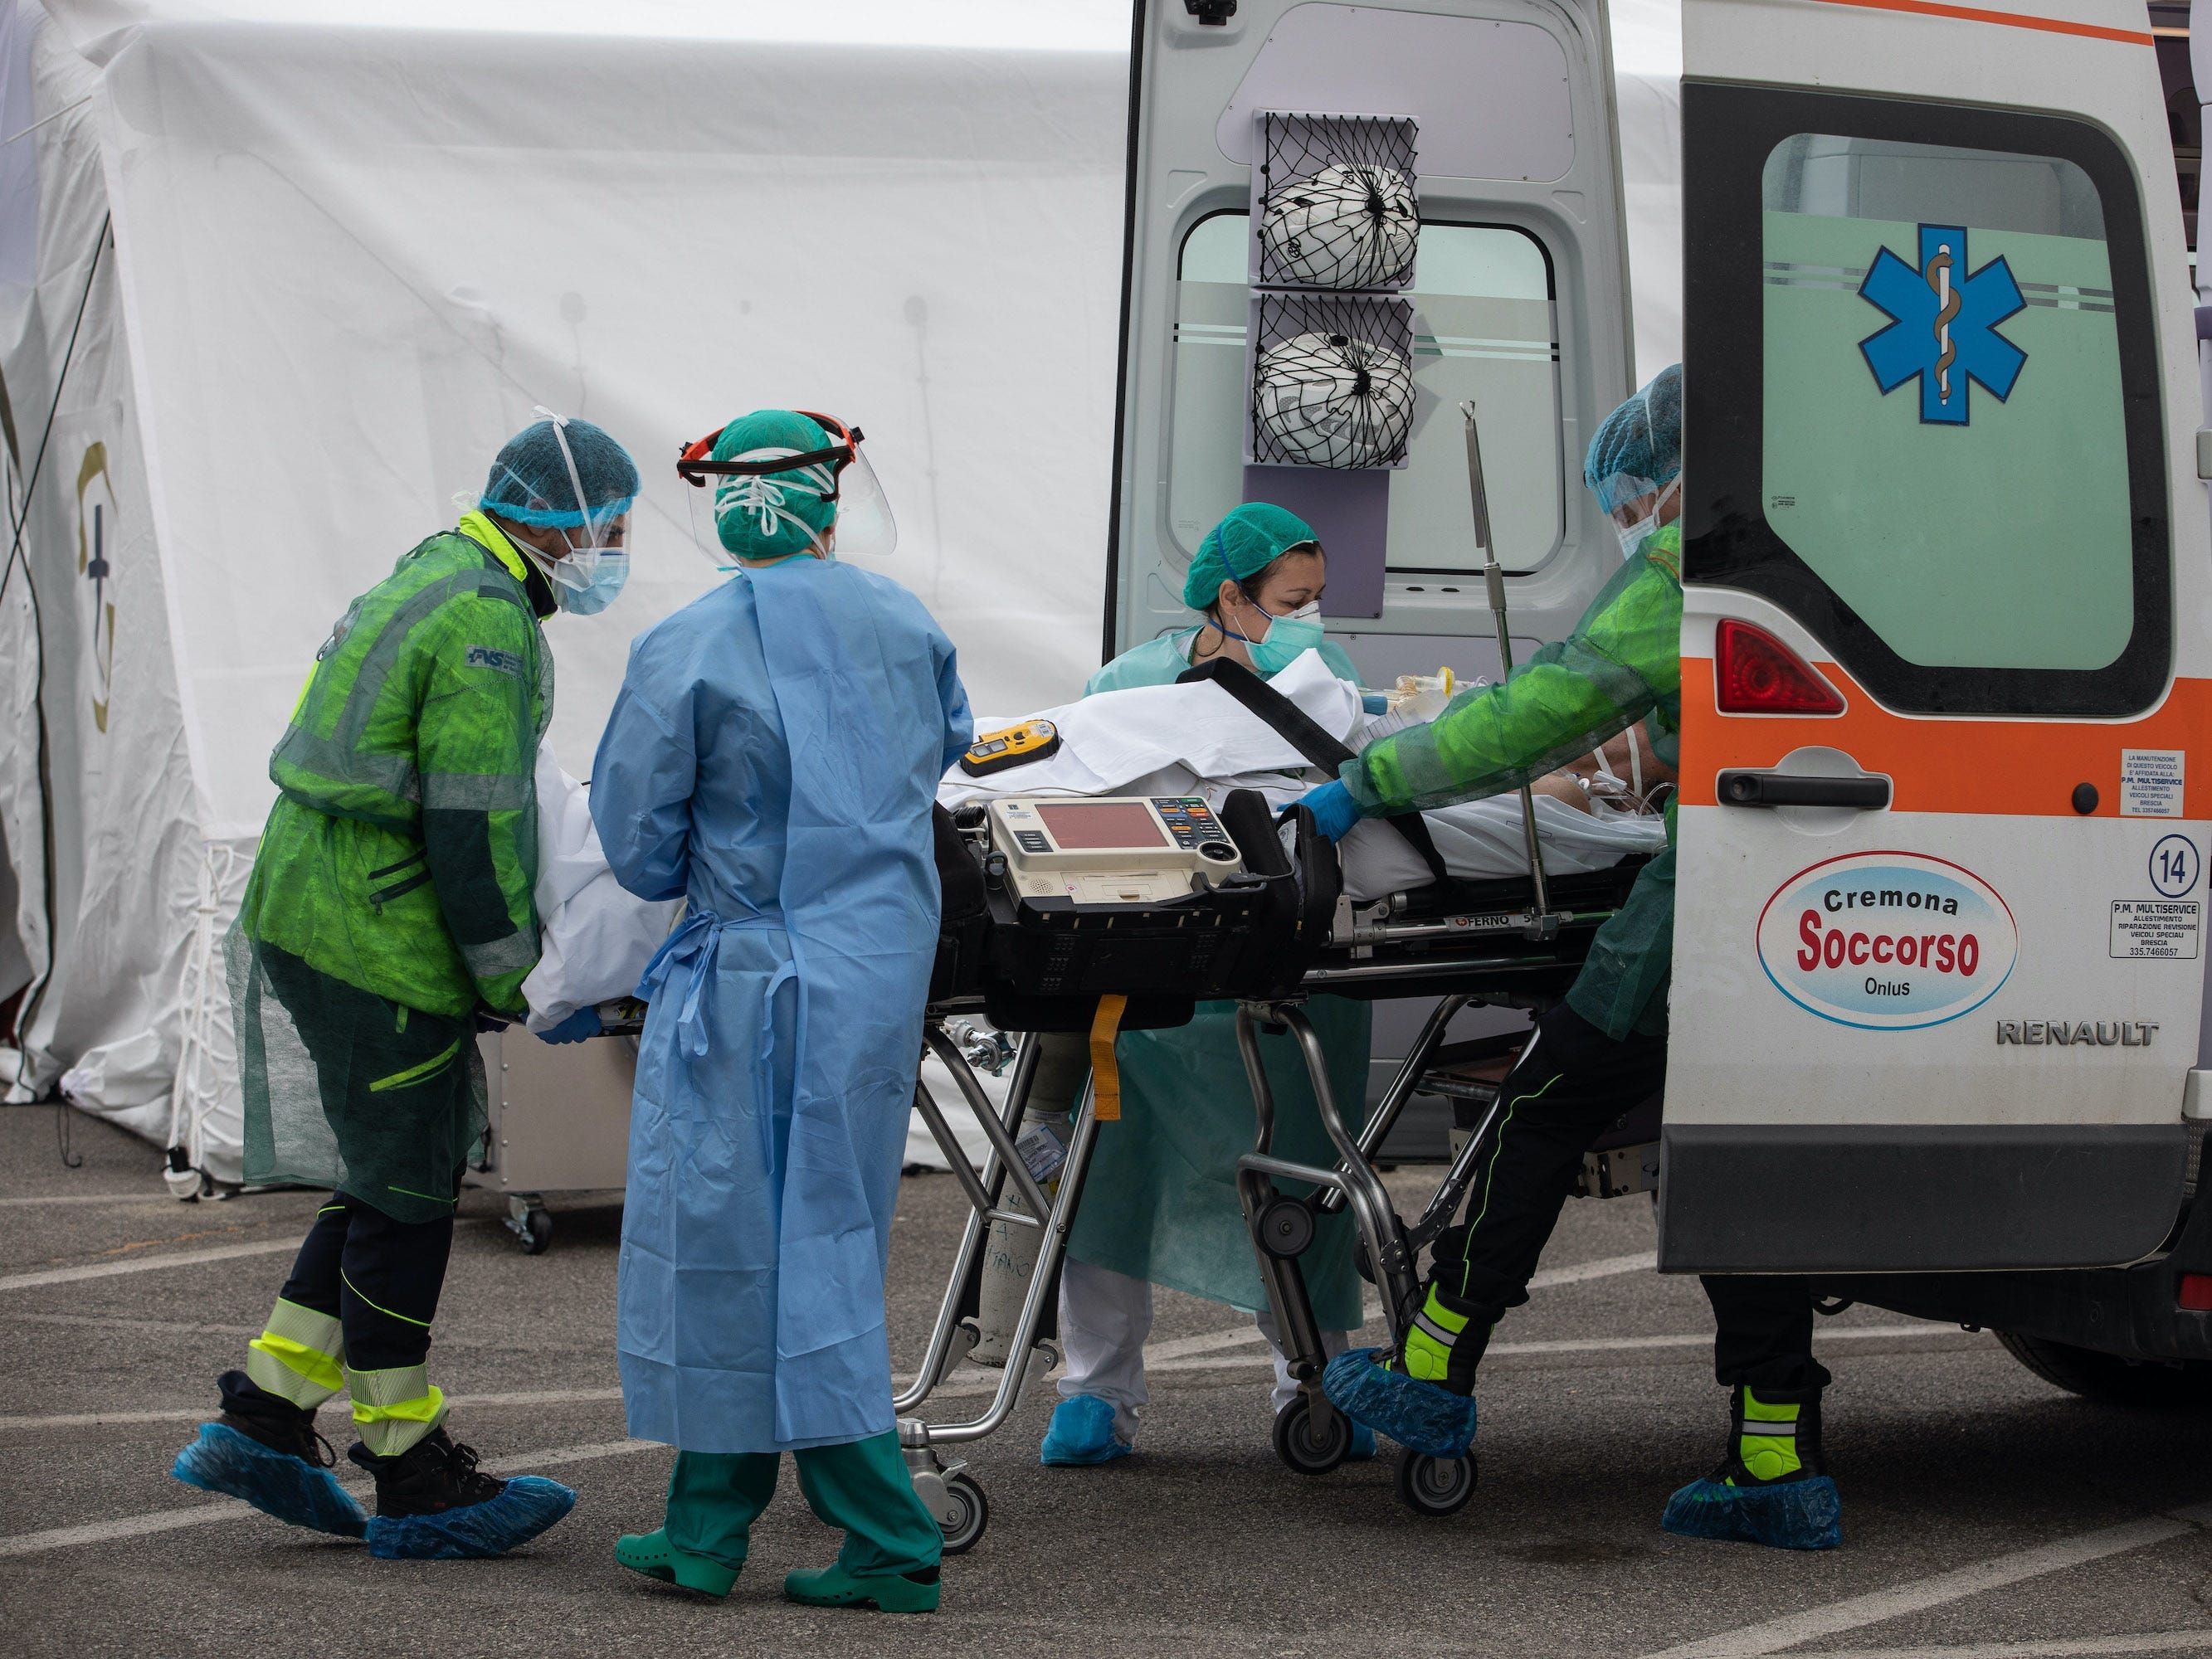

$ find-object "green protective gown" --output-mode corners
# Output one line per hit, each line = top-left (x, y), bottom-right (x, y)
(1068, 626), (1373, 1331)
(1341, 526), (1683, 1040)
(227, 512), (553, 1222)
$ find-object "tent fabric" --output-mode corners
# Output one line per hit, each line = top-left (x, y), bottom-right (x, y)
(0, 0), (1683, 1185)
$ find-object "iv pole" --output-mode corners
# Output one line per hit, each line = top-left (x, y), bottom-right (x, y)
(1461, 399), (1557, 940)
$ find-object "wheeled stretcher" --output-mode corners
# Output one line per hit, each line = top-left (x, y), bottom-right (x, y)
(894, 749), (1651, 1548)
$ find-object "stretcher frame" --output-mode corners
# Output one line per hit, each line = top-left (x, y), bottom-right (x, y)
(895, 862), (1637, 1548)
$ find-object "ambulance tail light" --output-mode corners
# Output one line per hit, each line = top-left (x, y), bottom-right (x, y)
(1714, 620), (1846, 715)
(2180, 1273), (2212, 1312)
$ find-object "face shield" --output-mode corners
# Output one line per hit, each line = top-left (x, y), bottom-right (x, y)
(1596, 474), (1680, 560)
(675, 410), (896, 565)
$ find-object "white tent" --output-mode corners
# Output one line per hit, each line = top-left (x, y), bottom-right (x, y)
(0, 0), (1680, 1187)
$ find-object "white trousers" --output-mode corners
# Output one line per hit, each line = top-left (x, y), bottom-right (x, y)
(1055, 1256), (1352, 1444)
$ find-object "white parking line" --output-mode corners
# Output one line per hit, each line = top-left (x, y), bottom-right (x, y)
(0, 1325), (1981, 1434)
(0, 1386), (632, 1434)
(1527, 1249), (1658, 1288)
(0, 1193), (175, 1208)
(1810, 1633), (2212, 1658)
(908, 1322), (1976, 1399)
(0, 1434), (660, 1559)
(1641, 1503), (2212, 1659)
(0, 1238), (299, 1292)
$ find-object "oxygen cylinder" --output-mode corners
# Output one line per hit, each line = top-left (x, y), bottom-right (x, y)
(971, 1032), (1090, 1367)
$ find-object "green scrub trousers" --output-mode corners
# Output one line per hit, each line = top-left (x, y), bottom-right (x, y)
(661, 1430), (942, 1577)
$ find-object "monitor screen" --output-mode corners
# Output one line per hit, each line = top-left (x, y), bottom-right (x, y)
(1036, 801), (1168, 850)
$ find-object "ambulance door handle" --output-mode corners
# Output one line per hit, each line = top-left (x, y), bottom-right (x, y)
(1717, 769), (1891, 810)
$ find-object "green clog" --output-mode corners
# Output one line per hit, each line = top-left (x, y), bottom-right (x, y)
(782, 1563), (940, 1613)
(614, 1529), (739, 1597)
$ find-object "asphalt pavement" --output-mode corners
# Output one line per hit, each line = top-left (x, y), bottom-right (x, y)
(2, 1099), (2210, 1658)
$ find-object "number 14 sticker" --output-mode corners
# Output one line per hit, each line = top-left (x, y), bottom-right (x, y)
(2151, 834), (2200, 898)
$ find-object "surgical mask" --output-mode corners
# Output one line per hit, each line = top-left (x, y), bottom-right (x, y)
(550, 544), (629, 615)
(1226, 590), (1326, 675)
(513, 528), (629, 615)
(1613, 476), (1680, 560)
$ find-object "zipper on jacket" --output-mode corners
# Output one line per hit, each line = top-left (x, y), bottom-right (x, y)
(369, 868), (434, 913)
(367, 849), (426, 881)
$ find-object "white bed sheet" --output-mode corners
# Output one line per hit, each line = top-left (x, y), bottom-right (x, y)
(938, 650), (1665, 899)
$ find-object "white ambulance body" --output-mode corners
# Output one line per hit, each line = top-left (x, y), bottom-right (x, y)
(1111, 0), (2212, 1390)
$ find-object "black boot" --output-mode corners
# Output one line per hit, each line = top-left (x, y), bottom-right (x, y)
(348, 1426), (578, 1560)
(348, 1428), (508, 1519)
(1659, 1384), (1842, 1550)
(170, 1371), (363, 1537)
(217, 1369), (336, 1467)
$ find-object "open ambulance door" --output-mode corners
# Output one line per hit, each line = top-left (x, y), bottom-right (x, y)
(1106, 0), (1640, 684)
(1664, 0), (2210, 1272)
(1108, 0), (1647, 1108)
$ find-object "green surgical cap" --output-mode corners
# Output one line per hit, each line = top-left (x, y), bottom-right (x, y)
(1182, 502), (1322, 611)
(711, 408), (837, 560)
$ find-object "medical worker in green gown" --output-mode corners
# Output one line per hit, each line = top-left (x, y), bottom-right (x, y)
(1039, 502), (1378, 1467)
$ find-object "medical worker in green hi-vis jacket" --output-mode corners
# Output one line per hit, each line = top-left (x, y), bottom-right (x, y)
(172, 411), (638, 1562)
(1306, 367), (1842, 1554)
(1037, 502), (1380, 1469)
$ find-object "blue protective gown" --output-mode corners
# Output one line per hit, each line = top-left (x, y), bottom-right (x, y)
(592, 560), (972, 1454)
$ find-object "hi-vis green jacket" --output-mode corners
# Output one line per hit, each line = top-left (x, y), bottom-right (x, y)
(1340, 525), (1682, 1039)
(238, 512), (553, 1019)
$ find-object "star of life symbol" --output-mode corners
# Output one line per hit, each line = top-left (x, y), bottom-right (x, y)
(1858, 224), (2027, 426)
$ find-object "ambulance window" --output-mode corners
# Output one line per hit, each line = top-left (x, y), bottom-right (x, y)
(1763, 136), (2122, 670)
(1167, 214), (1562, 574)
(1686, 88), (2167, 717)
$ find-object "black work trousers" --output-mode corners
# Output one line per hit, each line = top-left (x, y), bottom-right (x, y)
(1427, 999), (1829, 1394)
(278, 1190), (454, 1372)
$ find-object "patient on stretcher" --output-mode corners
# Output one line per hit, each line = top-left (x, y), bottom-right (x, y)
(938, 649), (1669, 900)
(1532, 726), (1677, 818)
(523, 653), (1674, 1028)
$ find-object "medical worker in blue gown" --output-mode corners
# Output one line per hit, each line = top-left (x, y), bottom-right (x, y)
(590, 410), (972, 1613)
(1039, 503), (1379, 1467)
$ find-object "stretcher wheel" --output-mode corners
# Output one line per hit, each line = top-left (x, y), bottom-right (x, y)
(1394, 1449), (1475, 1517)
(938, 1472), (988, 1554)
(1272, 1394), (1351, 1477)
(1257, 1195), (1316, 1259)
(507, 1199), (553, 1255)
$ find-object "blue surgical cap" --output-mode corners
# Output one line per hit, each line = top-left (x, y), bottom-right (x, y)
(1182, 502), (1322, 611)
(1584, 364), (1682, 516)
(481, 415), (639, 529)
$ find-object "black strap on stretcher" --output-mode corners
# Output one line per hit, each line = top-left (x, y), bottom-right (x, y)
(1176, 657), (1449, 884)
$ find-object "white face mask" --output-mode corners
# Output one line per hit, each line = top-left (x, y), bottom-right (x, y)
(1614, 476), (1680, 560)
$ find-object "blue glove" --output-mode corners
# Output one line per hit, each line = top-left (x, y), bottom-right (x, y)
(1298, 779), (1362, 843)
(537, 1006), (603, 1045)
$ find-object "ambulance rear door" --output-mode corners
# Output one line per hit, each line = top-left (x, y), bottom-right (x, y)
(1109, 0), (1644, 1108)
(1105, 0), (1640, 681)
(1664, 0), (2210, 1271)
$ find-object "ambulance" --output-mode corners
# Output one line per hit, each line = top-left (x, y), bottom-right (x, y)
(1108, 0), (2212, 1399)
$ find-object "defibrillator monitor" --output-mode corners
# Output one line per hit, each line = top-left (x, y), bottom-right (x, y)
(987, 796), (1245, 903)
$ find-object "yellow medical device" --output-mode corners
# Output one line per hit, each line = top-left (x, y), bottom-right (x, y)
(960, 718), (1062, 777)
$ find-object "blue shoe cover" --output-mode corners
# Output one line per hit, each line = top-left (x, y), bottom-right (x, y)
(1661, 1475), (1841, 1551)
(1347, 1422), (1377, 1461)
(172, 1422), (366, 1539)
(1322, 1347), (1477, 1460)
(1040, 1395), (1132, 1467)
(365, 1475), (577, 1560)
